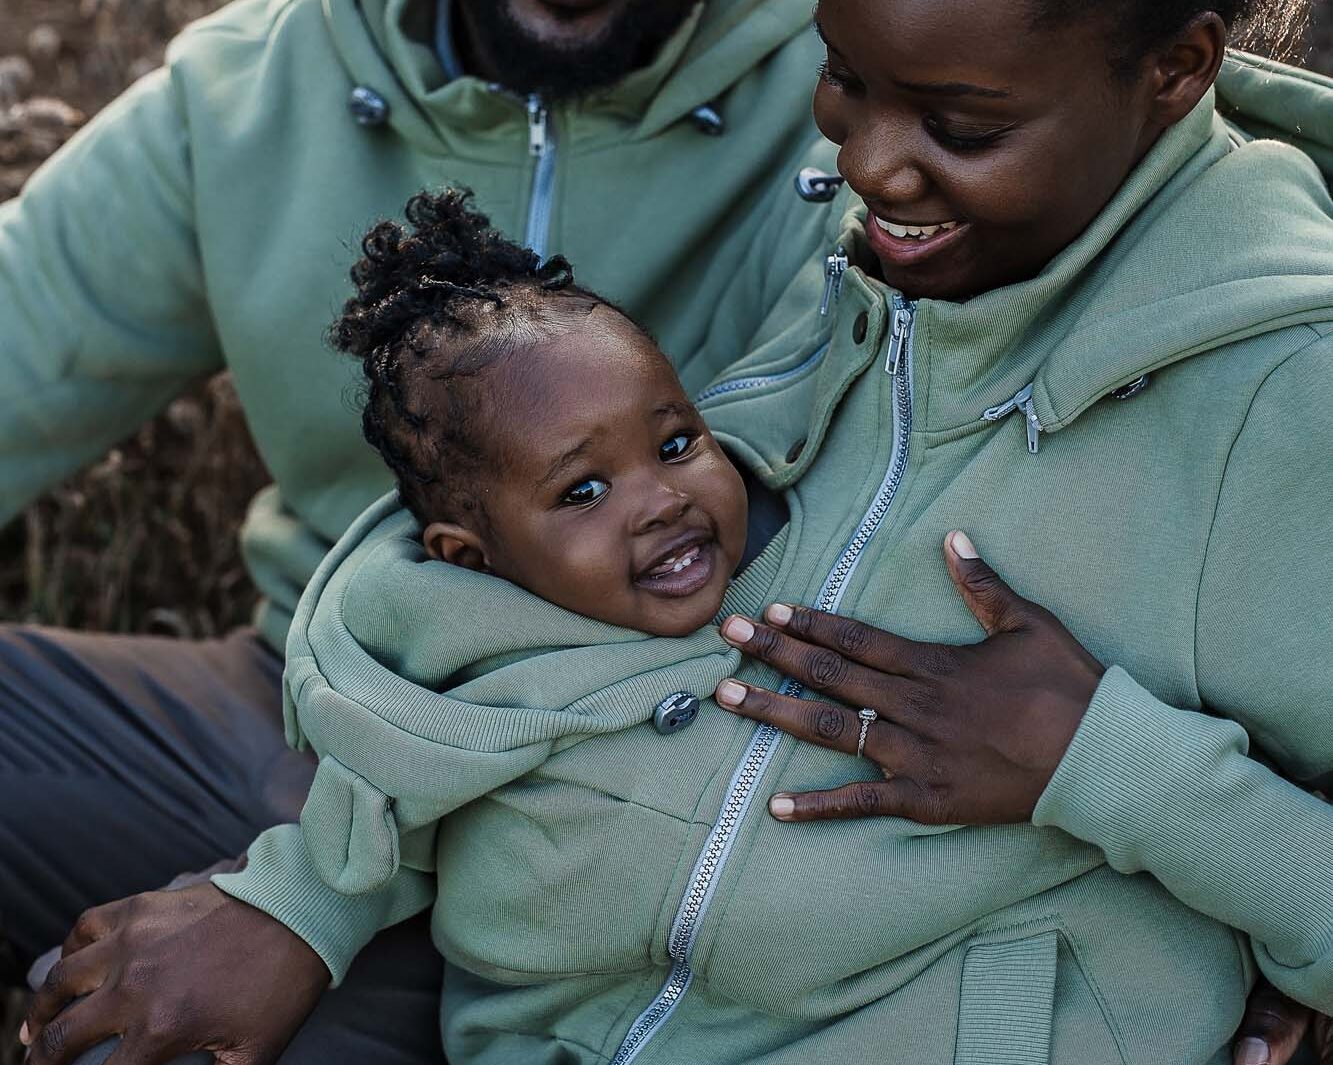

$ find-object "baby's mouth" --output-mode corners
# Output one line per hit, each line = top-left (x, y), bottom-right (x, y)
(635, 539), (717, 599)
(644, 543), (704, 579)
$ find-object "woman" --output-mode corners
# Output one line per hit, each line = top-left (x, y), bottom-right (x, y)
(22, 0), (1333, 1063)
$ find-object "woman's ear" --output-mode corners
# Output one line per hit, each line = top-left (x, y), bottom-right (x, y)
(422, 521), (491, 572)
(1147, 12), (1226, 127)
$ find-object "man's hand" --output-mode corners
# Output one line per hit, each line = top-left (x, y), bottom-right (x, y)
(1234, 980), (1333, 1065)
(21, 882), (329, 1065)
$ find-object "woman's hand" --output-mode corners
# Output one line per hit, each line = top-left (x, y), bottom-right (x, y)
(714, 531), (1105, 825)
(20, 881), (329, 1065)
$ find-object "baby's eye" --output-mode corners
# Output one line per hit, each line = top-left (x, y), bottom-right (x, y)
(660, 433), (697, 461)
(562, 478), (609, 507)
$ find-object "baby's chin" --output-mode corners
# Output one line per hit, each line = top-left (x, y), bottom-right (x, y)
(636, 585), (729, 638)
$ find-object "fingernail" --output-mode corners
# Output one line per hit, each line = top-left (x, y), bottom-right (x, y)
(18, 1023), (29, 1046)
(717, 680), (746, 707)
(950, 530), (979, 560)
(769, 795), (796, 819)
(766, 604), (794, 626)
(1236, 1037), (1271, 1065)
(722, 616), (755, 644)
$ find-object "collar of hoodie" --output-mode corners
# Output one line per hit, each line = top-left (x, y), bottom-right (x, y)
(825, 87), (1333, 443)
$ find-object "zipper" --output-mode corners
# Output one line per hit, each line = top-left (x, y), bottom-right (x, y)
(819, 245), (849, 317)
(982, 382), (1043, 454)
(610, 297), (917, 1065)
(694, 343), (830, 404)
(884, 301), (914, 375)
(524, 94), (557, 258)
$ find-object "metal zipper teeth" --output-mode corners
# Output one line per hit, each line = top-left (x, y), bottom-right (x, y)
(694, 343), (830, 405)
(611, 297), (917, 1065)
(524, 95), (557, 257)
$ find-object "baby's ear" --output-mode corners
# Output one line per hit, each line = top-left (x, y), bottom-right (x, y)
(422, 522), (491, 573)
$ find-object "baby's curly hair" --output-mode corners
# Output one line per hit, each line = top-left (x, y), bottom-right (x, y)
(331, 189), (619, 526)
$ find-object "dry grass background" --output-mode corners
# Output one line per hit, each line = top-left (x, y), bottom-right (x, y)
(1, 0), (1332, 1058)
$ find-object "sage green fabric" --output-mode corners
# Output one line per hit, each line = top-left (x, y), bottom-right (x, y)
(216, 62), (1333, 1065)
(0, 0), (830, 650)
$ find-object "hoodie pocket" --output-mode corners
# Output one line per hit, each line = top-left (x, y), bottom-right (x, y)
(955, 930), (1059, 1065)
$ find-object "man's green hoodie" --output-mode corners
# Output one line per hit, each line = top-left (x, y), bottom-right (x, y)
(220, 56), (1333, 1065)
(0, 0), (830, 649)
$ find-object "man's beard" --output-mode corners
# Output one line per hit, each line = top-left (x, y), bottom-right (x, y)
(455, 0), (699, 100)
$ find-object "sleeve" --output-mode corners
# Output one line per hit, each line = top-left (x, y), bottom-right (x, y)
(0, 63), (221, 523)
(212, 822), (436, 987)
(1032, 332), (1333, 1012)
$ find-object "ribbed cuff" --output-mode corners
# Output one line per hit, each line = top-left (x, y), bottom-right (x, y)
(1032, 665), (1251, 872)
(212, 823), (434, 985)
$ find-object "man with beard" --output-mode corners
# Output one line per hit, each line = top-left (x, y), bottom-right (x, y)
(0, 1), (832, 1062)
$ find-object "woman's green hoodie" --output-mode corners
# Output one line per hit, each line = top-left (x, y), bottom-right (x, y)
(219, 56), (1333, 1065)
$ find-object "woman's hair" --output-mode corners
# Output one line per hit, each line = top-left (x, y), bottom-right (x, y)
(330, 189), (615, 526)
(1031, 0), (1311, 72)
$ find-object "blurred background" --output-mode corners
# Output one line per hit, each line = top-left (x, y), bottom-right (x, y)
(1, 0), (1332, 640)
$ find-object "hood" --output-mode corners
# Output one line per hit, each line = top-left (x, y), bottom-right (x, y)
(1217, 50), (1333, 183)
(321, 0), (815, 151)
(831, 65), (1333, 443)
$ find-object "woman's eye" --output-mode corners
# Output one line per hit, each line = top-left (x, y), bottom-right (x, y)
(562, 479), (609, 507)
(925, 117), (1011, 152)
(659, 433), (697, 461)
(817, 59), (859, 94)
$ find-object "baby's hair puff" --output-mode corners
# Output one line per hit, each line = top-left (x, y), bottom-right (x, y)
(331, 188), (611, 527)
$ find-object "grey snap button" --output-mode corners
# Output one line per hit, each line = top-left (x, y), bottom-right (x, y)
(349, 86), (390, 126)
(653, 692), (700, 734)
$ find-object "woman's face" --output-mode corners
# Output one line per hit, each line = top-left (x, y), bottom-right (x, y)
(813, 0), (1173, 301)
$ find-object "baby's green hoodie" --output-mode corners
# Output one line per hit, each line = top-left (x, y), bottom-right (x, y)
(220, 55), (1333, 1065)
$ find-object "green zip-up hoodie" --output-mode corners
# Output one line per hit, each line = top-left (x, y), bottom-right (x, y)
(220, 56), (1333, 1064)
(0, 0), (830, 649)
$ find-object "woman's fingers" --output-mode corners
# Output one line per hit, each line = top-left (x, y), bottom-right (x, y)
(719, 615), (931, 706)
(761, 603), (939, 675)
(1233, 980), (1311, 1065)
(767, 778), (945, 823)
(715, 679), (914, 766)
(943, 531), (1041, 637)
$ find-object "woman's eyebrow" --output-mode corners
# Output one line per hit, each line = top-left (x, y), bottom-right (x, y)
(893, 79), (1012, 100)
(654, 401), (696, 419)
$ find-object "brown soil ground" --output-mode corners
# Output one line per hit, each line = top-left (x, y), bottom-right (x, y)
(1, 0), (1332, 1058)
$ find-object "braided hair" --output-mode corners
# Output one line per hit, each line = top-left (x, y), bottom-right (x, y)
(1030, 0), (1310, 73)
(331, 189), (612, 526)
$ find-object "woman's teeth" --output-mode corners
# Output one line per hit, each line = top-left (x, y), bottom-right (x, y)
(873, 217), (958, 241)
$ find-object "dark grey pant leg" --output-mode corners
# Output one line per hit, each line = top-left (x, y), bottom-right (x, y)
(30, 914), (445, 1065)
(0, 626), (313, 964)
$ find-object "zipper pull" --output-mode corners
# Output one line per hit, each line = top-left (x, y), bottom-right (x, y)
(982, 383), (1042, 454)
(883, 299), (915, 376)
(819, 245), (848, 317)
(527, 94), (548, 157)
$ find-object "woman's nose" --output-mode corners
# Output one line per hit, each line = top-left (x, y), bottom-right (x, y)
(838, 121), (931, 207)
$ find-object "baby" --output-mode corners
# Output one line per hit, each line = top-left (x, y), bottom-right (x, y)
(332, 188), (751, 638)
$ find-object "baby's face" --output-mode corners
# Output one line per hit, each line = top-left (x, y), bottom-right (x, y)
(467, 309), (747, 637)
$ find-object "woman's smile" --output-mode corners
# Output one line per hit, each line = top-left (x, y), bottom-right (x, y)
(865, 211), (971, 269)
